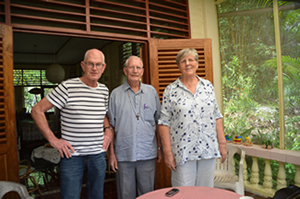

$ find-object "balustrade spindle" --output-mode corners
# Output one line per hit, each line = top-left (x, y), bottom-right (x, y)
(263, 159), (273, 189)
(276, 162), (287, 190)
(243, 156), (248, 182)
(294, 165), (300, 187)
(250, 157), (260, 185)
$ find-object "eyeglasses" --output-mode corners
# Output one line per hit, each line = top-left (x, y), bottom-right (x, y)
(127, 66), (143, 71)
(85, 62), (104, 69)
(180, 58), (196, 65)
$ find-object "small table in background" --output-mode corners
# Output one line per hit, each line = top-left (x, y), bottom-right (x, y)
(31, 144), (61, 189)
(31, 144), (61, 164)
(136, 186), (243, 199)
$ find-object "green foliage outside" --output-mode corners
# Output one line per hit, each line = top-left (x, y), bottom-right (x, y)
(14, 69), (56, 113)
(218, 0), (299, 187)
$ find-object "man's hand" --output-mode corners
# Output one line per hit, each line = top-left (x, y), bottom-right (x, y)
(50, 138), (74, 159)
(103, 128), (113, 150)
(109, 153), (118, 172)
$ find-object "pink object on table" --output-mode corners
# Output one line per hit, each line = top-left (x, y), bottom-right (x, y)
(136, 186), (243, 199)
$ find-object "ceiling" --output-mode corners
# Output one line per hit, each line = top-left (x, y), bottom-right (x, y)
(13, 32), (113, 66)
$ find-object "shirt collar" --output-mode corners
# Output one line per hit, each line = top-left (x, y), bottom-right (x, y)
(124, 81), (145, 94)
(173, 75), (204, 88)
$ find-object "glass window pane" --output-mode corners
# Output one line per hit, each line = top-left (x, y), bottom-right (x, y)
(280, 4), (300, 151)
(14, 69), (57, 113)
(42, 70), (57, 86)
(24, 87), (42, 113)
(44, 87), (55, 113)
(119, 42), (141, 69)
(13, 69), (23, 86)
(218, 1), (279, 147)
(23, 70), (41, 86)
(23, 87), (55, 113)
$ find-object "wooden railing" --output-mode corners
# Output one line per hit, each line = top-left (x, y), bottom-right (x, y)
(227, 143), (300, 198)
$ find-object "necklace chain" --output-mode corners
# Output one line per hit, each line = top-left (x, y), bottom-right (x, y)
(127, 91), (142, 120)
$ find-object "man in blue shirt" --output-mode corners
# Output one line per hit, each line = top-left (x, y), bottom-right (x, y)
(107, 55), (162, 199)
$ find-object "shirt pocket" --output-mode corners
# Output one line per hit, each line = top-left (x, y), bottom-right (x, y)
(143, 107), (155, 122)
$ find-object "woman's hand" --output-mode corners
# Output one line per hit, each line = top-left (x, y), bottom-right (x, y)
(164, 153), (176, 171)
(156, 149), (163, 163)
(219, 143), (227, 163)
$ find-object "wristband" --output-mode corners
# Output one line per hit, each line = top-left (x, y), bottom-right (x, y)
(157, 147), (162, 150)
(104, 126), (113, 131)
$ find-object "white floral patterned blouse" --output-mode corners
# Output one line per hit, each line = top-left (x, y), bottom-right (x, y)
(158, 76), (223, 166)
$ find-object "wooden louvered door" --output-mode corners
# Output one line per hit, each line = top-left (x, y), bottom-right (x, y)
(149, 38), (213, 189)
(0, 23), (19, 183)
(149, 38), (213, 101)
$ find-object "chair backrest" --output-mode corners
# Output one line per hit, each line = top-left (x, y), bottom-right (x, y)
(0, 181), (34, 199)
(215, 144), (244, 173)
(214, 144), (245, 195)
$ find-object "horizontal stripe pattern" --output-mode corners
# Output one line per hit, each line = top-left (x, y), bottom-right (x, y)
(46, 77), (109, 155)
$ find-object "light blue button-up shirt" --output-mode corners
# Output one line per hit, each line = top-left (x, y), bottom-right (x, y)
(158, 76), (223, 166)
(107, 81), (161, 162)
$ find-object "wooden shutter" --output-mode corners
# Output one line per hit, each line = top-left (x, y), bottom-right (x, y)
(3, 1), (190, 40)
(149, 39), (213, 189)
(149, 38), (213, 101)
(0, 23), (19, 182)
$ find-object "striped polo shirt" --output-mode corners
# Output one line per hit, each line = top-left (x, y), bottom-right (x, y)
(46, 77), (109, 156)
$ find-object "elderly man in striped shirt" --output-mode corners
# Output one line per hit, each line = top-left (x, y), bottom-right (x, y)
(31, 49), (113, 199)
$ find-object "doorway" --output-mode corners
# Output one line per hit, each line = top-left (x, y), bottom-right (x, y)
(13, 31), (144, 197)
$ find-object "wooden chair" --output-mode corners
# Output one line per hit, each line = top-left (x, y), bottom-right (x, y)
(0, 181), (34, 199)
(19, 159), (42, 195)
(214, 144), (245, 195)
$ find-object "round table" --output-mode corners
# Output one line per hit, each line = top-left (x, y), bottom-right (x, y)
(136, 186), (243, 199)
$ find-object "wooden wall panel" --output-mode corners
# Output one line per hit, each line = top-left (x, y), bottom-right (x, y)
(0, 23), (18, 182)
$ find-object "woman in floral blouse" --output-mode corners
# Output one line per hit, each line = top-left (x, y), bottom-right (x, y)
(158, 48), (227, 187)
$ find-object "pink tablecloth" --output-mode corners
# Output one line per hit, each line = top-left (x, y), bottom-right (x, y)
(136, 186), (243, 199)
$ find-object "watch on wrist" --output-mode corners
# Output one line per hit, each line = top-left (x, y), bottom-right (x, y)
(104, 126), (113, 131)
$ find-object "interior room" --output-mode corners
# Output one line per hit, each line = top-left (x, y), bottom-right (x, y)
(13, 31), (140, 198)
(2, 1), (298, 198)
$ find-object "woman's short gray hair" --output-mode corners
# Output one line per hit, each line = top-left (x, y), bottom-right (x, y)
(176, 48), (198, 66)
